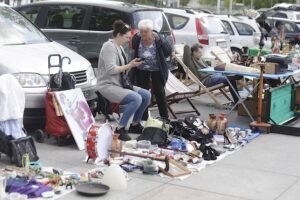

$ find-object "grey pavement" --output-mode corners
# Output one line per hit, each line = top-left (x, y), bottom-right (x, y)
(2, 93), (300, 200)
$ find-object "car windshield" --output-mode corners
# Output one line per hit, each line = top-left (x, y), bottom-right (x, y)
(0, 6), (48, 45)
(132, 10), (170, 32)
(201, 16), (227, 34)
(297, 14), (300, 20)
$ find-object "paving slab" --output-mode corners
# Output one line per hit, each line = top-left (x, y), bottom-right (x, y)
(58, 177), (164, 200)
(169, 162), (298, 200)
(219, 134), (300, 177)
(277, 179), (300, 200)
(133, 184), (248, 200)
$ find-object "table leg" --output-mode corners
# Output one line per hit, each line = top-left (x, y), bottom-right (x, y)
(224, 76), (257, 122)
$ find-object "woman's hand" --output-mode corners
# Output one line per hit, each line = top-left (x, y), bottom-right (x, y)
(129, 58), (143, 68)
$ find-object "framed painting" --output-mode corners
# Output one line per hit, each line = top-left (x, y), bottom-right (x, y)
(55, 88), (95, 150)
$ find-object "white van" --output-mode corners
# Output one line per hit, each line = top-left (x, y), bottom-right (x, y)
(0, 4), (97, 124)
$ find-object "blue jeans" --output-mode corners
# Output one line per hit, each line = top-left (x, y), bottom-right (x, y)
(119, 89), (151, 127)
(204, 75), (240, 103)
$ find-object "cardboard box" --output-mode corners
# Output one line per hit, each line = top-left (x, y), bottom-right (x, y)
(237, 99), (268, 121)
(295, 85), (300, 105)
(250, 62), (280, 74)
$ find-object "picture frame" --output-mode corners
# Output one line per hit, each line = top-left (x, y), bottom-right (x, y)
(55, 88), (95, 150)
(159, 159), (191, 178)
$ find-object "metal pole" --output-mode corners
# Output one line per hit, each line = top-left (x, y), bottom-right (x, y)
(217, 0), (220, 14)
(229, 0), (232, 14)
(251, 0), (253, 9)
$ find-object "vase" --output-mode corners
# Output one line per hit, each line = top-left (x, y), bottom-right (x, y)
(111, 133), (122, 158)
(210, 115), (218, 133)
(217, 112), (227, 135)
(207, 114), (214, 130)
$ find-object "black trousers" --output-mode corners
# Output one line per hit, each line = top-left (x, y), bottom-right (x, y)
(135, 69), (169, 120)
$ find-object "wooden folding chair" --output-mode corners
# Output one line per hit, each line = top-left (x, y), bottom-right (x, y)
(173, 44), (235, 108)
(164, 72), (200, 119)
(211, 46), (252, 93)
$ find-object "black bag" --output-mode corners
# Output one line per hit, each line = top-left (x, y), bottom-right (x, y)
(0, 131), (13, 158)
(10, 136), (39, 167)
(95, 91), (113, 119)
(137, 127), (168, 146)
(50, 72), (76, 91)
(120, 71), (133, 90)
(118, 46), (133, 90)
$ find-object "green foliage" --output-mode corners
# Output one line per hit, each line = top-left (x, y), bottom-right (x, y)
(181, 0), (190, 7)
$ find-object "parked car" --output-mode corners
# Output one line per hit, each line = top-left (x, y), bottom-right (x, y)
(216, 15), (261, 57)
(15, 0), (174, 72)
(258, 3), (300, 29)
(0, 3), (97, 124)
(163, 8), (230, 61)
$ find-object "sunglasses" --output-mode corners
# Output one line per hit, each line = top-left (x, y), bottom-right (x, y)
(121, 24), (131, 31)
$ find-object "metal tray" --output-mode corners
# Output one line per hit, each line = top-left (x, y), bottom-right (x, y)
(76, 183), (110, 196)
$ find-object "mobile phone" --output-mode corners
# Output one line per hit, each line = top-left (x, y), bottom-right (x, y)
(138, 57), (145, 61)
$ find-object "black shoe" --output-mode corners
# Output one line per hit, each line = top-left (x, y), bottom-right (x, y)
(115, 127), (131, 141)
(128, 123), (144, 134)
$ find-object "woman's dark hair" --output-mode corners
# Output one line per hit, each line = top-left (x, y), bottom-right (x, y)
(275, 21), (283, 28)
(112, 20), (131, 37)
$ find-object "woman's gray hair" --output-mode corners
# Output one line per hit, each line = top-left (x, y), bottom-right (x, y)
(138, 19), (153, 30)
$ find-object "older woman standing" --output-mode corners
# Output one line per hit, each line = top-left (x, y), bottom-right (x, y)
(132, 19), (173, 121)
(97, 20), (151, 141)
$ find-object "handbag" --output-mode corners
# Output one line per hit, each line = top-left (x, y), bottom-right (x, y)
(137, 118), (169, 146)
(144, 117), (169, 132)
(10, 136), (39, 167)
(119, 48), (133, 90)
(120, 71), (133, 90)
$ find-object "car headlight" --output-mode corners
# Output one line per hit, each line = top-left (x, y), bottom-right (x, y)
(87, 65), (97, 84)
(13, 73), (47, 88)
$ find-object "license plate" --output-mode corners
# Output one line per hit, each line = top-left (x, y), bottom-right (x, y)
(217, 42), (227, 48)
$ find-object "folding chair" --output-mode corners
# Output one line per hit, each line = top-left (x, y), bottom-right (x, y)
(211, 46), (252, 93)
(173, 45), (233, 108)
(164, 72), (200, 119)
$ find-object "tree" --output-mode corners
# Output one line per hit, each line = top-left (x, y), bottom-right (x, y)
(181, 0), (190, 7)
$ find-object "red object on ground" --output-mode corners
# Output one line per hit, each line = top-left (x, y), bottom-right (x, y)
(44, 92), (71, 137)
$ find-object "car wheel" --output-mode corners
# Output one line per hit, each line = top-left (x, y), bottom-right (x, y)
(34, 129), (45, 143)
(231, 48), (243, 62)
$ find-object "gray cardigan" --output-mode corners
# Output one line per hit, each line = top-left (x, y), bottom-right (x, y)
(97, 39), (137, 103)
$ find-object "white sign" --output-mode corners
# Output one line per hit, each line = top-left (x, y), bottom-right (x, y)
(55, 88), (95, 150)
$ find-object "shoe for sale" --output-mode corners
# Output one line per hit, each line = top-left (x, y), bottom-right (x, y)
(115, 127), (131, 141)
(128, 123), (144, 134)
(225, 128), (238, 144)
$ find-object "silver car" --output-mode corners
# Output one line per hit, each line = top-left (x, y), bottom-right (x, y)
(0, 4), (97, 124)
(164, 8), (231, 61)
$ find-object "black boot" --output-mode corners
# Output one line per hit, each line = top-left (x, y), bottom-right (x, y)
(115, 127), (131, 141)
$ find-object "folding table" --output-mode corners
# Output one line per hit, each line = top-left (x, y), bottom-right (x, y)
(199, 67), (300, 121)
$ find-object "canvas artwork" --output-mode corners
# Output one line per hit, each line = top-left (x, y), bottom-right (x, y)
(55, 88), (95, 150)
